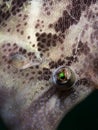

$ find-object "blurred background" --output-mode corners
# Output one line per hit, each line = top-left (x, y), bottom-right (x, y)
(0, 90), (98, 130)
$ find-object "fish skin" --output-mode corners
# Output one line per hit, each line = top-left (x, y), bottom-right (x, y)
(0, 0), (98, 130)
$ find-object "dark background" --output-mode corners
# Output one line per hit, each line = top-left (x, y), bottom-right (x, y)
(57, 90), (98, 130)
(0, 90), (98, 130)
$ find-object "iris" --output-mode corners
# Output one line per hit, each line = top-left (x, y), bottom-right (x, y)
(52, 66), (76, 90)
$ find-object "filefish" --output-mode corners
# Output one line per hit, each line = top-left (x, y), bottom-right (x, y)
(0, 0), (98, 130)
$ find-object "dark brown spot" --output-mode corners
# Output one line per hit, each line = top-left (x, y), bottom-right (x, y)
(29, 77), (34, 80)
(47, 33), (52, 38)
(40, 53), (43, 57)
(32, 44), (35, 47)
(35, 33), (39, 37)
(19, 47), (23, 52)
(35, 65), (39, 69)
(38, 70), (42, 74)
(24, 22), (27, 26)
(20, 31), (24, 35)
(38, 48), (41, 51)
(27, 36), (31, 39)
(28, 52), (32, 56)
(22, 49), (27, 54)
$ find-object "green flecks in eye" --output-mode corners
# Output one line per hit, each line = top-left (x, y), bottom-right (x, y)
(59, 72), (65, 79)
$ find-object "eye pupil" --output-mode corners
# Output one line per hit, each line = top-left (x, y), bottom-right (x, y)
(59, 72), (65, 79)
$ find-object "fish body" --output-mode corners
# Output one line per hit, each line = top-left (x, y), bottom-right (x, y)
(0, 0), (98, 130)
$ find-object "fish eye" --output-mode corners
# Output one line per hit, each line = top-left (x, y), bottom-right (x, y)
(52, 66), (76, 90)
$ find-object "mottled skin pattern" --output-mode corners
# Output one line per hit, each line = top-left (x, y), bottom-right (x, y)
(0, 0), (98, 130)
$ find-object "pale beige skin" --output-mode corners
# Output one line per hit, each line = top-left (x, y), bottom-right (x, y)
(0, 0), (98, 130)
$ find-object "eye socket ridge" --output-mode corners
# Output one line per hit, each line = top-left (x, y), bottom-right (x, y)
(52, 66), (76, 90)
